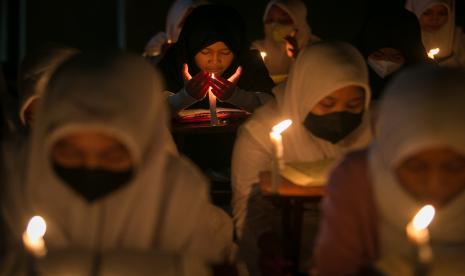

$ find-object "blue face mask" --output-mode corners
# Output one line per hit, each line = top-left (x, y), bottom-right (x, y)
(303, 111), (364, 144)
(53, 163), (134, 203)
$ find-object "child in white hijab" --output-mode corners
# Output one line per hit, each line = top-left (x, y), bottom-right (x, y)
(252, 0), (318, 79)
(232, 41), (372, 274)
(2, 52), (234, 266)
(407, 0), (465, 67)
(314, 65), (465, 275)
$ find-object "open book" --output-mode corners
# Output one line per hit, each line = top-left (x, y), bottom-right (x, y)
(280, 158), (336, 187)
(176, 108), (249, 123)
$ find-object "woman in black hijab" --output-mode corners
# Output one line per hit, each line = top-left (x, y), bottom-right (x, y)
(357, 7), (431, 100)
(157, 4), (275, 115)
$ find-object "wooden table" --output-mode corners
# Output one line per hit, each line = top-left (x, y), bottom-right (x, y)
(258, 171), (325, 274)
(171, 117), (249, 208)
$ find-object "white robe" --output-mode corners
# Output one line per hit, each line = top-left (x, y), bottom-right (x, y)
(2, 53), (234, 264)
(232, 42), (373, 274)
(370, 65), (465, 275)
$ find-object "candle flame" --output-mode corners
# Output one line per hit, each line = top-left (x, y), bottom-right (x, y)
(412, 205), (435, 230)
(211, 73), (216, 79)
(260, 51), (267, 60)
(427, 48), (440, 59)
(26, 216), (46, 240)
(272, 119), (292, 135)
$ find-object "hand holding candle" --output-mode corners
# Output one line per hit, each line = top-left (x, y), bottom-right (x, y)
(23, 216), (47, 257)
(427, 48), (440, 60)
(270, 119), (292, 193)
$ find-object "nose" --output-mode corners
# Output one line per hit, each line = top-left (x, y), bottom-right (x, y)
(425, 168), (442, 194)
(432, 14), (442, 25)
(210, 52), (221, 65)
(83, 155), (100, 170)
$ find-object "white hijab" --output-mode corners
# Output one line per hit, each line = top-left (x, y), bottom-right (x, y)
(244, 41), (372, 163)
(18, 47), (78, 125)
(165, 0), (208, 43)
(3, 53), (213, 253)
(406, 0), (456, 59)
(370, 66), (465, 274)
(255, 0), (315, 75)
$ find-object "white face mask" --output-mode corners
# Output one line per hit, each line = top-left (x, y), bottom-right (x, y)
(367, 57), (403, 79)
(265, 23), (295, 43)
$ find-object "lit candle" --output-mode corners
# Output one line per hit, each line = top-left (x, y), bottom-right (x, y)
(406, 205), (435, 275)
(23, 216), (47, 257)
(260, 51), (267, 62)
(427, 48), (440, 60)
(270, 119), (292, 193)
(208, 73), (219, 126)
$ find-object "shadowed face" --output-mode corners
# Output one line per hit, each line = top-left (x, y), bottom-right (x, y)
(51, 132), (133, 172)
(395, 147), (465, 207)
(420, 4), (449, 32)
(194, 41), (234, 76)
(310, 85), (365, 115)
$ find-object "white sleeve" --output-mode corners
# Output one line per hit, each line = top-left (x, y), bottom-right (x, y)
(188, 203), (236, 264)
(144, 32), (168, 57)
(231, 127), (275, 241)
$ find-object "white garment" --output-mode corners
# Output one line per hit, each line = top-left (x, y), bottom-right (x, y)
(232, 41), (373, 274)
(18, 47), (78, 126)
(370, 65), (465, 275)
(406, 0), (465, 67)
(2, 53), (233, 264)
(252, 0), (317, 75)
(144, 0), (208, 56)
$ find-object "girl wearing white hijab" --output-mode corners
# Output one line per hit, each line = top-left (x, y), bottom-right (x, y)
(144, 0), (208, 57)
(314, 65), (465, 275)
(252, 0), (317, 78)
(232, 41), (372, 275)
(2, 52), (234, 265)
(406, 0), (465, 67)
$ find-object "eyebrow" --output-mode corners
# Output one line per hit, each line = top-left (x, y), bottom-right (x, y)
(322, 96), (335, 101)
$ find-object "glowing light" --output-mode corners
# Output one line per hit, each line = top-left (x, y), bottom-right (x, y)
(26, 216), (46, 240)
(260, 51), (267, 61)
(412, 205), (435, 231)
(23, 216), (47, 257)
(427, 48), (440, 59)
(272, 119), (292, 135)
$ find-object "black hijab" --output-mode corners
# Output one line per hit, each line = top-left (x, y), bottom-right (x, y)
(357, 7), (431, 99)
(157, 4), (275, 96)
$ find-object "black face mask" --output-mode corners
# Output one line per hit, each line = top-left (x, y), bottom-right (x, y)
(53, 163), (134, 203)
(303, 111), (363, 144)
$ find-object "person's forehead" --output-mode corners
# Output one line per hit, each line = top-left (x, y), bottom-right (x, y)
(267, 4), (291, 19)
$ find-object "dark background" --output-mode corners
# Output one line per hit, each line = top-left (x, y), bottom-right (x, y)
(1, 0), (464, 76)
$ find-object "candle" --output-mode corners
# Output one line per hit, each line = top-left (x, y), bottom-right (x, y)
(270, 119), (292, 193)
(406, 205), (435, 276)
(427, 48), (440, 60)
(260, 51), (267, 62)
(208, 73), (219, 126)
(23, 216), (47, 257)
